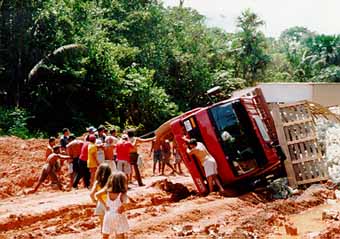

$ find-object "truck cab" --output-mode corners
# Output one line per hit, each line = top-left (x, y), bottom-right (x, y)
(168, 88), (283, 194)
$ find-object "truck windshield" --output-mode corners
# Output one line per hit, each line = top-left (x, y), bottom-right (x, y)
(209, 102), (259, 176)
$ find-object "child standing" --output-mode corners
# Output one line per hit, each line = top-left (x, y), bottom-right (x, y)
(96, 172), (129, 239)
(90, 163), (112, 233)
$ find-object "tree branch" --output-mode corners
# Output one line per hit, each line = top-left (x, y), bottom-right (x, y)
(28, 44), (86, 81)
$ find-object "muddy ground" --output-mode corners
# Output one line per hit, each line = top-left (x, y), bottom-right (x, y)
(0, 136), (340, 238)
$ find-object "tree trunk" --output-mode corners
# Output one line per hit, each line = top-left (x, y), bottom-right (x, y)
(179, 0), (184, 7)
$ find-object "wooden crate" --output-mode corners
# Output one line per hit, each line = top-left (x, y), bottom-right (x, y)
(272, 101), (328, 188)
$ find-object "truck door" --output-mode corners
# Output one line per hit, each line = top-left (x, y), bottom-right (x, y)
(182, 117), (207, 179)
(171, 119), (209, 194)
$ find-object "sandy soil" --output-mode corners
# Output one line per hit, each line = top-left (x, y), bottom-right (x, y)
(0, 136), (340, 238)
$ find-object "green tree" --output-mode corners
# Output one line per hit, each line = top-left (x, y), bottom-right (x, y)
(119, 67), (178, 130)
(25, 0), (180, 134)
(279, 26), (314, 49)
(0, 1), (44, 106)
(233, 9), (270, 85)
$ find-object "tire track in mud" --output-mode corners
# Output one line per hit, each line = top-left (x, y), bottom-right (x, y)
(0, 173), (335, 239)
(129, 187), (335, 238)
(0, 204), (95, 238)
(1, 191), (177, 238)
(0, 177), (193, 238)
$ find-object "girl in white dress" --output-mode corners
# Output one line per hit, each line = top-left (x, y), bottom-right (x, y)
(90, 163), (112, 233)
(96, 172), (129, 239)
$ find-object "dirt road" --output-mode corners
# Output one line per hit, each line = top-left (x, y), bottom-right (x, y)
(1, 136), (340, 238)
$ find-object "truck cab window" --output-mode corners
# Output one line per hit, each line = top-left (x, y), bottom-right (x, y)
(209, 102), (259, 176)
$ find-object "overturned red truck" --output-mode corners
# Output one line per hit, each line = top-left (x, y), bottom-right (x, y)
(155, 88), (285, 194)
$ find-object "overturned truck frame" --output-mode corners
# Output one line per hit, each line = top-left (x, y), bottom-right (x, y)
(156, 88), (285, 194)
(272, 101), (329, 188)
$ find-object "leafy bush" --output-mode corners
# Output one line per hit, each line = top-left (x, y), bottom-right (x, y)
(311, 65), (340, 82)
(120, 67), (179, 131)
(212, 70), (247, 99)
(0, 107), (31, 138)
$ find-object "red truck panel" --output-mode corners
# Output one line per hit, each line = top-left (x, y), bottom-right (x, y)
(171, 119), (209, 194)
(194, 110), (235, 183)
(240, 97), (280, 166)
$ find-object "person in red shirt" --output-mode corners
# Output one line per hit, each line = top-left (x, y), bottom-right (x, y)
(73, 137), (91, 189)
(116, 134), (133, 178)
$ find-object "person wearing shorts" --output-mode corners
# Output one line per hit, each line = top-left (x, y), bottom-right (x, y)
(160, 139), (176, 175)
(184, 137), (224, 194)
(116, 135), (133, 177)
(150, 138), (162, 175)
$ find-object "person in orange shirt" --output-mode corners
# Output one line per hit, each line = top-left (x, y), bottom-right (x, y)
(109, 129), (119, 159)
(66, 134), (84, 188)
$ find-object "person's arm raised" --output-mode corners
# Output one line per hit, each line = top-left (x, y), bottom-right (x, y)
(89, 181), (98, 203)
(95, 188), (109, 211)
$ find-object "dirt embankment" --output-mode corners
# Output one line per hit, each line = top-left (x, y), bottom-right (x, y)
(0, 137), (48, 199)
(0, 136), (339, 239)
(0, 136), (154, 200)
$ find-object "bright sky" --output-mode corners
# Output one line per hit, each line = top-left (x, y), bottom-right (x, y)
(162, 0), (340, 38)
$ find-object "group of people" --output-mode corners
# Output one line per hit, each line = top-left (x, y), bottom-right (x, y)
(30, 126), (153, 193)
(28, 125), (225, 238)
(150, 138), (184, 176)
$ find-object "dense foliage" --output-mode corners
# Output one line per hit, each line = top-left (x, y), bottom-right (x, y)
(1, 1), (340, 136)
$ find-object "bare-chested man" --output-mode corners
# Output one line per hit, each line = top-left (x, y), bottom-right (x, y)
(150, 138), (162, 175)
(29, 145), (71, 193)
(183, 137), (224, 194)
(45, 137), (56, 160)
(160, 139), (177, 175)
(66, 134), (83, 188)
